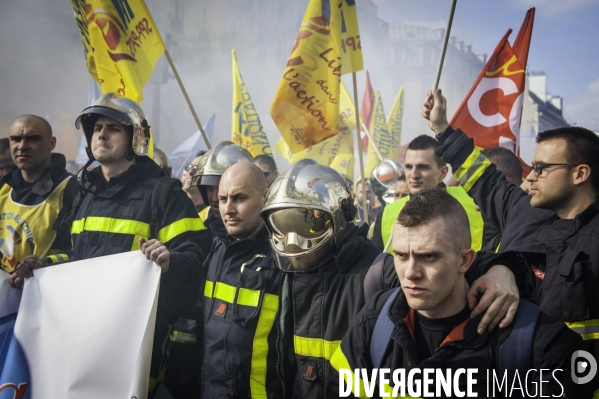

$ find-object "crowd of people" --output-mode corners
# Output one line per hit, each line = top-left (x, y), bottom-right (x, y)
(2, 88), (599, 398)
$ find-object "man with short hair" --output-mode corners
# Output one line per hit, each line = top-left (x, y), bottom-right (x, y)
(393, 175), (409, 201)
(1, 115), (78, 273)
(372, 135), (484, 253)
(11, 95), (205, 397)
(255, 154), (279, 188)
(201, 162), (283, 397)
(0, 138), (15, 178)
(423, 88), (599, 387)
(331, 188), (589, 397)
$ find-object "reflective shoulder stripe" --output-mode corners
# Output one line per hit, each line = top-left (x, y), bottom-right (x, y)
(330, 346), (369, 398)
(452, 147), (492, 192)
(158, 217), (205, 243)
(71, 216), (151, 237)
(250, 293), (279, 398)
(47, 255), (59, 264)
(294, 336), (341, 360)
(566, 319), (599, 340)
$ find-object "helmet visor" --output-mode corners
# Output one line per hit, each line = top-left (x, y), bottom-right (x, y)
(266, 208), (333, 255)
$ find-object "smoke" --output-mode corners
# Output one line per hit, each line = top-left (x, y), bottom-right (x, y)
(3, 0), (592, 173)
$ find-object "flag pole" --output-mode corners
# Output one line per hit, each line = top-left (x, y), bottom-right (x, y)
(164, 50), (212, 149)
(360, 122), (383, 161)
(352, 72), (369, 225)
(432, 0), (458, 93)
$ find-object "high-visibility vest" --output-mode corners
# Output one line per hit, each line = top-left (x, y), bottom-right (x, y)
(0, 177), (71, 272)
(380, 186), (484, 253)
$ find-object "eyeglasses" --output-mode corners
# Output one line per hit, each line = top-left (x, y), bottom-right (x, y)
(530, 162), (580, 177)
(263, 171), (270, 178)
(184, 163), (199, 172)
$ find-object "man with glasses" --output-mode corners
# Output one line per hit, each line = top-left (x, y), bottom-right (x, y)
(422, 88), (599, 387)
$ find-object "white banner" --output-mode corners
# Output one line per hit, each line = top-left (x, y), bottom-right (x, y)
(12, 251), (160, 399)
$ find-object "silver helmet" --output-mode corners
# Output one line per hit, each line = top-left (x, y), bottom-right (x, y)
(153, 147), (172, 177)
(191, 141), (254, 204)
(75, 93), (153, 160)
(369, 159), (404, 204)
(260, 160), (356, 272)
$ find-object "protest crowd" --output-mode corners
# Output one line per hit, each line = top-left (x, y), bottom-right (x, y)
(2, 1), (599, 399)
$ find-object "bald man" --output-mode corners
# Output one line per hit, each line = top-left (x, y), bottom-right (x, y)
(1, 115), (78, 273)
(201, 162), (284, 398)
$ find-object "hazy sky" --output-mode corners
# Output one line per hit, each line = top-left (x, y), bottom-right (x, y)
(1, 0), (597, 164)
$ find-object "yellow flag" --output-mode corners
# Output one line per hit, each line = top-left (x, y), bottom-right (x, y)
(275, 129), (355, 185)
(231, 50), (273, 158)
(339, 81), (362, 133)
(365, 91), (391, 176)
(340, 0), (364, 74)
(271, 0), (358, 154)
(386, 86), (405, 162)
(71, 0), (165, 102)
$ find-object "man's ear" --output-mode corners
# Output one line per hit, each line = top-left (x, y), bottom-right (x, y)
(573, 164), (592, 186)
(439, 164), (449, 181)
(49, 136), (57, 151)
(458, 248), (476, 274)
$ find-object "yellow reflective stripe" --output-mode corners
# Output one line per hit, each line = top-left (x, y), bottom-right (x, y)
(294, 336), (341, 360)
(199, 206), (210, 223)
(47, 255), (59, 264)
(204, 280), (214, 297)
(238, 288), (261, 307)
(170, 331), (197, 344)
(131, 235), (144, 251)
(330, 346), (368, 398)
(566, 319), (599, 340)
(452, 148), (492, 192)
(158, 217), (205, 243)
(214, 282), (237, 303)
(250, 293), (279, 399)
(71, 216), (151, 237)
(594, 389), (599, 399)
(204, 280), (262, 308)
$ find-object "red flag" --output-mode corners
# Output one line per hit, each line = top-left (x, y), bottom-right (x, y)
(450, 8), (534, 176)
(360, 71), (375, 151)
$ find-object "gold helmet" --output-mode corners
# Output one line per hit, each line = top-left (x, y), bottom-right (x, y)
(260, 160), (357, 272)
(369, 159), (404, 204)
(75, 93), (153, 160)
(191, 141), (254, 204)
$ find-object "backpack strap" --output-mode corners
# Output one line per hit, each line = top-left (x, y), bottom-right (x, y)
(149, 177), (181, 240)
(498, 299), (540, 399)
(370, 287), (401, 369)
(364, 252), (392, 302)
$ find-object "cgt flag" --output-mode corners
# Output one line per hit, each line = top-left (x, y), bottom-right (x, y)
(450, 8), (535, 166)
(270, 0), (363, 154)
(70, 0), (166, 102)
(365, 91), (390, 176)
(231, 49), (273, 158)
(386, 85), (405, 163)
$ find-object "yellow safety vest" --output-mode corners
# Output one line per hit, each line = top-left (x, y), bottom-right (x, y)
(0, 177), (71, 273)
(380, 186), (484, 253)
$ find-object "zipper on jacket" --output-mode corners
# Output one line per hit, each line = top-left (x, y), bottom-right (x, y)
(240, 254), (266, 273)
